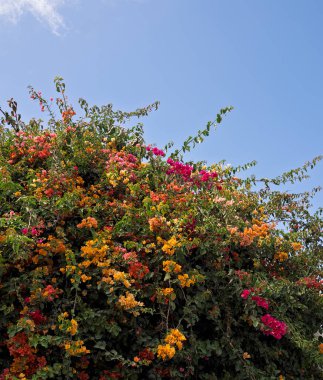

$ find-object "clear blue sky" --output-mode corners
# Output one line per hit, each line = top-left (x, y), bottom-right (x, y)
(0, 0), (322, 209)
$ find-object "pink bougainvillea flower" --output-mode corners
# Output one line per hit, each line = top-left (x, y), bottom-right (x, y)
(261, 314), (287, 339)
(251, 296), (269, 310)
(241, 289), (251, 299)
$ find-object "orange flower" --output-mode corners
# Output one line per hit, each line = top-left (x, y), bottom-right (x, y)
(77, 217), (98, 229)
(157, 344), (175, 360)
(242, 352), (251, 359)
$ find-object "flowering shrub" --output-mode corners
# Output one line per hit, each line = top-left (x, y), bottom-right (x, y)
(0, 77), (322, 379)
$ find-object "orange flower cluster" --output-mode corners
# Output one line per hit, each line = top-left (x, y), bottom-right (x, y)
(162, 260), (182, 274)
(64, 340), (90, 356)
(274, 251), (289, 262)
(157, 236), (180, 255)
(77, 217), (98, 229)
(117, 292), (144, 316)
(157, 329), (186, 360)
(229, 220), (274, 247)
(178, 273), (196, 287)
(62, 108), (76, 123)
(148, 217), (166, 232)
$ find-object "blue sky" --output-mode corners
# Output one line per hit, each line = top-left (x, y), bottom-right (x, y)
(0, 0), (322, 209)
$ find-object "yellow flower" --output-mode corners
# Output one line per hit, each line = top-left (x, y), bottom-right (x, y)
(81, 274), (92, 282)
(291, 242), (303, 251)
(165, 329), (186, 348)
(178, 273), (196, 287)
(67, 319), (78, 336)
(274, 251), (288, 262)
(161, 287), (175, 297)
(118, 292), (144, 315)
(162, 260), (182, 274)
(157, 236), (180, 255)
(157, 344), (176, 360)
(113, 270), (131, 288)
(65, 340), (90, 356)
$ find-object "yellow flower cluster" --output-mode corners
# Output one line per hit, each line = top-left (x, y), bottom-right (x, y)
(274, 251), (288, 262)
(157, 344), (176, 360)
(65, 340), (90, 356)
(118, 292), (144, 316)
(165, 329), (186, 350)
(80, 274), (92, 283)
(66, 319), (78, 336)
(160, 287), (175, 297)
(157, 236), (180, 255)
(157, 329), (186, 360)
(58, 313), (78, 336)
(162, 260), (182, 273)
(113, 270), (132, 288)
(178, 273), (196, 287)
(291, 242), (303, 251)
(80, 239), (109, 265)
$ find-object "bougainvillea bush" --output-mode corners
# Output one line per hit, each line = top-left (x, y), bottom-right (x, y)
(0, 78), (322, 379)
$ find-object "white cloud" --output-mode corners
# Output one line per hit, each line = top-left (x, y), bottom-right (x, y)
(0, 0), (67, 35)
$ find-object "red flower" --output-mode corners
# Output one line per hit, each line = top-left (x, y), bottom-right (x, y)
(29, 310), (46, 325)
(129, 262), (149, 280)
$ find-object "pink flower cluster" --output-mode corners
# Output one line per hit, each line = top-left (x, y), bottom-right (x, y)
(241, 289), (269, 310)
(261, 314), (287, 339)
(146, 146), (165, 156)
(166, 158), (193, 180)
(199, 170), (218, 182)
(22, 227), (40, 237)
(166, 159), (219, 189)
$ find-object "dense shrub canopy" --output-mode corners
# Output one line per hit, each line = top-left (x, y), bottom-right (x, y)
(0, 78), (322, 379)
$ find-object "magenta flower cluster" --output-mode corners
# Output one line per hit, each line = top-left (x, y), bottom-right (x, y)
(198, 169), (218, 182)
(261, 314), (287, 340)
(241, 290), (287, 339)
(22, 227), (40, 237)
(241, 289), (269, 310)
(166, 158), (193, 180)
(146, 146), (165, 157)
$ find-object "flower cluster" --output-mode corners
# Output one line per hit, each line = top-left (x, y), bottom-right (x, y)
(166, 158), (193, 180)
(64, 340), (90, 356)
(162, 260), (182, 274)
(157, 329), (186, 360)
(117, 292), (144, 316)
(261, 314), (287, 340)
(77, 217), (98, 229)
(178, 273), (196, 287)
(146, 146), (165, 156)
(241, 289), (269, 310)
